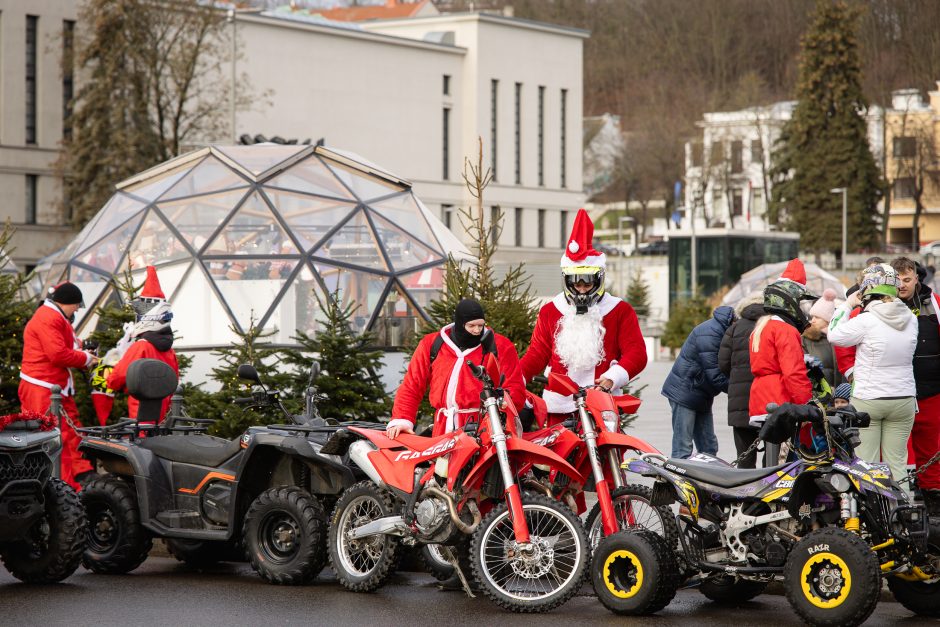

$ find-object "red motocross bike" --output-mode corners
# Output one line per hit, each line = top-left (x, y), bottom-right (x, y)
(523, 373), (676, 548)
(323, 356), (590, 613)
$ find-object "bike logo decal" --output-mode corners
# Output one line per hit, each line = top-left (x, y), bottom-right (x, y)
(664, 463), (687, 475)
(774, 479), (794, 489)
(808, 543), (830, 555)
(531, 431), (560, 447)
(240, 434), (251, 449)
(394, 436), (459, 461)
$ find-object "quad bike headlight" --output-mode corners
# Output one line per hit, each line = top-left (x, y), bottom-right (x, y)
(829, 473), (851, 493)
(601, 410), (619, 433)
(42, 435), (62, 455)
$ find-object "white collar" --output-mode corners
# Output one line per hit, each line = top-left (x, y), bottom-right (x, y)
(439, 323), (484, 357)
(551, 292), (619, 317)
(42, 299), (71, 322)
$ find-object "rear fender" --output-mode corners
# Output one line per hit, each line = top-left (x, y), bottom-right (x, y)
(79, 438), (142, 478)
(624, 458), (702, 517)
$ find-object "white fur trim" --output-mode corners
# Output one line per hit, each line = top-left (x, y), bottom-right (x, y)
(543, 388), (577, 414)
(550, 292), (620, 317)
(386, 418), (414, 431)
(439, 324), (480, 413)
(560, 252), (607, 268)
(568, 241), (580, 253)
(600, 363), (629, 389)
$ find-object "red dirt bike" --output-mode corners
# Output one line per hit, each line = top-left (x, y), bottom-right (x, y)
(324, 356), (590, 613)
(523, 373), (676, 548)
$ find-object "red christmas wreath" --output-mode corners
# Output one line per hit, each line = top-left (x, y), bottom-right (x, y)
(0, 411), (58, 432)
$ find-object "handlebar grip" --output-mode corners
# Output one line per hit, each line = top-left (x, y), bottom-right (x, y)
(465, 360), (485, 378)
(532, 375), (548, 384)
(233, 397), (255, 405)
(765, 403), (779, 413)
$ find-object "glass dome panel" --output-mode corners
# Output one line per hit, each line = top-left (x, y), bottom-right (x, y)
(209, 258), (298, 332)
(122, 160), (195, 202)
(157, 189), (248, 253)
(266, 155), (354, 200)
(66, 266), (110, 327)
(313, 262), (388, 334)
(370, 212), (444, 272)
(263, 189), (357, 252)
(216, 144), (308, 177)
(161, 156), (249, 201)
(207, 192), (299, 256)
(129, 261), (192, 302)
(125, 210), (191, 269)
(371, 283), (426, 349)
(173, 265), (240, 346)
(311, 210), (388, 271)
(75, 194), (147, 254)
(368, 194), (442, 253)
(74, 212), (146, 275)
(323, 157), (406, 202)
(265, 262), (326, 343)
(399, 266), (445, 312)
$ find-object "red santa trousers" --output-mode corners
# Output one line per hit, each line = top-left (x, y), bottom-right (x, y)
(18, 380), (93, 490)
(908, 393), (940, 490)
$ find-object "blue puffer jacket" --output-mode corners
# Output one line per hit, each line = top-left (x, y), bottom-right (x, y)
(661, 306), (734, 411)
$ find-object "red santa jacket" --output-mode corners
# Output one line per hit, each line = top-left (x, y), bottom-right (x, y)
(748, 317), (812, 417)
(20, 301), (94, 396)
(520, 293), (647, 413)
(390, 325), (525, 436)
(107, 339), (179, 420)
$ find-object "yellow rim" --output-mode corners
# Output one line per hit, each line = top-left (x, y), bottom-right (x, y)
(603, 549), (644, 599)
(800, 552), (852, 609)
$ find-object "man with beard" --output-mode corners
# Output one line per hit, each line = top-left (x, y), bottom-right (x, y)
(520, 209), (647, 423)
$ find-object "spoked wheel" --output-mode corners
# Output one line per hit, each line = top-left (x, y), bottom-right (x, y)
(784, 527), (880, 627)
(585, 484), (679, 549)
(470, 492), (588, 613)
(420, 544), (455, 581)
(328, 481), (400, 592)
(244, 486), (327, 585)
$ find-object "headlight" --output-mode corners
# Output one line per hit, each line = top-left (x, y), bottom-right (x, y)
(829, 473), (851, 493)
(43, 435), (62, 454)
(601, 410), (619, 433)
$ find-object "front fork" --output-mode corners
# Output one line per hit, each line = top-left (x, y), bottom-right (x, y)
(576, 399), (622, 536)
(485, 396), (531, 544)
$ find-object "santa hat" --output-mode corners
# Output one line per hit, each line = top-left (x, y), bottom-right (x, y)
(139, 266), (166, 301)
(778, 259), (807, 287)
(561, 209), (606, 269)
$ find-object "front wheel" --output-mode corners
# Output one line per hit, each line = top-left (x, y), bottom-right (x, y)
(81, 475), (152, 574)
(470, 492), (588, 613)
(243, 486), (327, 585)
(886, 522), (940, 618)
(591, 529), (680, 615)
(784, 527), (880, 627)
(328, 481), (400, 592)
(585, 483), (678, 549)
(0, 478), (86, 583)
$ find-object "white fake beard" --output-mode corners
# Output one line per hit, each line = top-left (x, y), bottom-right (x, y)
(554, 303), (605, 373)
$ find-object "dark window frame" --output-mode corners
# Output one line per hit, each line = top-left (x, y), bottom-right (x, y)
(731, 140), (743, 173)
(893, 136), (917, 158)
(514, 82), (522, 185)
(537, 85), (545, 187)
(537, 209), (545, 248)
(490, 206), (500, 245)
(560, 89), (567, 188)
(560, 210), (568, 247)
(25, 174), (38, 224)
(442, 204), (453, 229)
(894, 176), (916, 199)
(490, 79), (498, 181)
(26, 15), (39, 145)
(514, 207), (523, 247)
(442, 74), (451, 96)
(442, 107), (450, 181)
(63, 20), (76, 140)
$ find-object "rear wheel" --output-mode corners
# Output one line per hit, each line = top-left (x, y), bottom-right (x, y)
(470, 492), (588, 613)
(698, 575), (768, 604)
(328, 481), (400, 592)
(887, 522), (940, 618)
(784, 527), (880, 627)
(243, 486), (327, 585)
(591, 529), (680, 615)
(81, 476), (152, 574)
(420, 544), (454, 581)
(0, 478), (86, 583)
(585, 484), (678, 549)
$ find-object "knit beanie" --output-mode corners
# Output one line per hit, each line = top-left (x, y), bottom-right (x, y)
(833, 383), (852, 401)
(808, 288), (837, 322)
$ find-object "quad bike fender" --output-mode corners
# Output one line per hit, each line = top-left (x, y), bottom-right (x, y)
(596, 431), (660, 455)
(79, 437), (145, 478)
(624, 458), (702, 516)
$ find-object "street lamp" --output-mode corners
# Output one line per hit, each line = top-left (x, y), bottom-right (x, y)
(617, 215), (634, 296)
(831, 187), (847, 272)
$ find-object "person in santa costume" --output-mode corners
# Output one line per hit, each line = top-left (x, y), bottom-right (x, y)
(18, 281), (98, 489)
(748, 259), (816, 423)
(387, 298), (525, 439)
(520, 209), (647, 422)
(106, 266), (180, 422)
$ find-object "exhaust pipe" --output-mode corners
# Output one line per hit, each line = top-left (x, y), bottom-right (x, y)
(523, 478), (552, 497)
(421, 485), (482, 535)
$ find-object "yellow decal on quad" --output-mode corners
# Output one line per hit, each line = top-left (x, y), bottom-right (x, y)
(800, 552), (852, 609)
(603, 550), (644, 599)
(675, 479), (700, 518)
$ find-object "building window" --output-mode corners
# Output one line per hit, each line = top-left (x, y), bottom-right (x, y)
(560, 89), (567, 188)
(560, 211), (569, 248)
(63, 20), (76, 140)
(731, 140), (743, 173)
(514, 207), (523, 247)
(752, 189), (764, 216)
(709, 141), (722, 167)
(442, 204), (453, 229)
(537, 209), (545, 248)
(25, 175), (38, 224)
(893, 136), (917, 158)
(691, 141), (703, 167)
(514, 82), (522, 185)
(490, 206), (500, 245)
(894, 177), (916, 199)
(732, 190), (743, 217)
(490, 79), (498, 181)
(26, 15), (38, 145)
(750, 139), (762, 164)
(537, 86), (545, 187)
(442, 74), (450, 96)
(442, 107), (450, 181)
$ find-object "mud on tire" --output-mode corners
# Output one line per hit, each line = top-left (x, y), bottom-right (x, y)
(591, 529), (680, 615)
(0, 478), (87, 583)
(783, 527), (880, 627)
(243, 486), (327, 585)
(585, 483), (679, 549)
(328, 481), (400, 592)
(81, 475), (152, 574)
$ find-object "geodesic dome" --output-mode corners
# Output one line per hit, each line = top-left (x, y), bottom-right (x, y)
(43, 143), (469, 350)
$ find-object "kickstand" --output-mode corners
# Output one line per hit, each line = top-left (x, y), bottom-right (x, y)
(442, 545), (476, 598)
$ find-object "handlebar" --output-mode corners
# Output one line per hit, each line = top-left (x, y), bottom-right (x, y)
(532, 375), (548, 384)
(233, 397), (255, 405)
(466, 360), (486, 380)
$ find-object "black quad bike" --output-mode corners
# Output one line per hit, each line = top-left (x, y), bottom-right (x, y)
(77, 358), (367, 585)
(592, 402), (940, 627)
(0, 408), (86, 583)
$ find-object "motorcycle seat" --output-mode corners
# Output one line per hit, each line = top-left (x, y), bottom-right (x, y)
(663, 458), (789, 488)
(139, 435), (242, 467)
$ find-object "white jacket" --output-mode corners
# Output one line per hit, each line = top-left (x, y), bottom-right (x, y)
(828, 299), (917, 399)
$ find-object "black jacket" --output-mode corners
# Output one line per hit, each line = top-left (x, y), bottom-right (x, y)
(718, 302), (765, 428)
(661, 307), (734, 411)
(903, 283), (940, 399)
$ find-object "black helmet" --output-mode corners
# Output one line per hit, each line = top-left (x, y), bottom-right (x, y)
(562, 265), (605, 314)
(763, 279), (816, 331)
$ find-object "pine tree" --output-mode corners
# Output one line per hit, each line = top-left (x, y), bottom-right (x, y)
(625, 268), (651, 318)
(661, 295), (712, 351)
(284, 290), (389, 421)
(769, 0), (883, 255)
(0, 223), (37, 414)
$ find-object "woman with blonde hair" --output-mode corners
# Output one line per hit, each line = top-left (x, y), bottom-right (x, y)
(828, 264), (918, 486)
